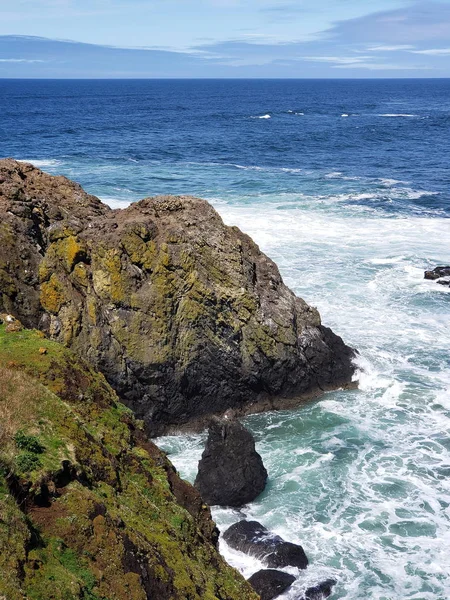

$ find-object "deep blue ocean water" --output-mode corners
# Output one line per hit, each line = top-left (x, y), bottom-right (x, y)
(1, 79), (450, 599)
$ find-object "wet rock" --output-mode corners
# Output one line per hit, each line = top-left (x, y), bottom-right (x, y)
(0, 159), (356, 436)
(301, 578), (337, 599)
(194, 418), (267, 507)
(437, 279), (450, 287)
(223, 520), (308, 569)
(424, 266), (450, 280)
(248, 569), (296, 600)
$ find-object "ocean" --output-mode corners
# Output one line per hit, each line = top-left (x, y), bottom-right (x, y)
(1, 78), (450, 599)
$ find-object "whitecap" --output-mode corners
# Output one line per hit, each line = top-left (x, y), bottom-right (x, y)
(378, 114), (418, 118)
(251, 114), (271, 119)
(19, 158), (61, 168)
(99, 196), (133, 209)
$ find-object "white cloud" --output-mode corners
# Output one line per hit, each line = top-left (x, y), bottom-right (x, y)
(411, 48), (450, 55)
(300, 55), (372, 65)
(0, 58), (45, 62)
(333, 63), (431, 70)
(368, 45), (415, 51)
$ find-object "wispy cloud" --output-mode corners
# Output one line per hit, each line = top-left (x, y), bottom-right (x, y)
(300, 55), (373, 65)
(411, 47), (450, 55)
(0, 57), (45, 62)
(333, 62), (431, 71)
(368, 45), (415, 51)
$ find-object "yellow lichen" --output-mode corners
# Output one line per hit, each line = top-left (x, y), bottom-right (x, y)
(40, 273), (65, 314)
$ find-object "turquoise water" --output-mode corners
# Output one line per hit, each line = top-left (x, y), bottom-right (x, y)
(2, 79), (450, 598)
(157, 198), (450, 599)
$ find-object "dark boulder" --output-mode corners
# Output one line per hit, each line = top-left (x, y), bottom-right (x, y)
(248, 569), (296, 600)
(301, 579), (337, 600)
(222, 520), (308, 569)
(194, 419), (267, 507)
(424, 266), (450, 280)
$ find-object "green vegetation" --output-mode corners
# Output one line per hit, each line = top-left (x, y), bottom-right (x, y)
(0, 324), (258, 600)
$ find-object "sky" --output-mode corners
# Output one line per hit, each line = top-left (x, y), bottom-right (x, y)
(1, 0), (450, 77)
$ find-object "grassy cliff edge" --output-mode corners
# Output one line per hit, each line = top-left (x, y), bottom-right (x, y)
(0, 322), (258, 600)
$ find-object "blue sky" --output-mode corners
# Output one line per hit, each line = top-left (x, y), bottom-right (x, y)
(1, 0), (450, 77)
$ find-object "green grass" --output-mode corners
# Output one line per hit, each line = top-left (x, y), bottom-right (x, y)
(0, 324), (259, 600)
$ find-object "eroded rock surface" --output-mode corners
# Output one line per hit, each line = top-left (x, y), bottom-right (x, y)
(194, 418), (267, 506)
(0, 159), (355, 435)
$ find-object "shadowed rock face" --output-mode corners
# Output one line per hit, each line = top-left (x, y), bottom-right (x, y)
(194, 418), (267, 507)
(247, 569), (296, 600)
(0, 159), (355, 435)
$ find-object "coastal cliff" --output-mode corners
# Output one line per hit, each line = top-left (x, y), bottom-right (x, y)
(0, 159), (355, 435)
(0, 322), (258, 600)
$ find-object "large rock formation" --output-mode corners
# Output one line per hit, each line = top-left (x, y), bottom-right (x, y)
(194, 417), (267, 506)
(0, 159), (355, 435)
(0, 322), (258, 600)
(222, 520), (308, 570)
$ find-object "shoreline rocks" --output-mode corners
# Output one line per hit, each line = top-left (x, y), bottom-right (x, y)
(194, 418), (267, 507)
(0, 159), (356, 436)
(248, 569), (296, 600)
(222, 520), (308, 570)
(303, 578), (337, 599)
(424, 266), (450, 287)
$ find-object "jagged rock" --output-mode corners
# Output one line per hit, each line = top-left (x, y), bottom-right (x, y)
(248, 569), (296, 600)
(424, 266), (450, 280)
(301, 579), (337, 600)
(222, 520), (308, 569)
(194, 418), (267, 506)
(0, 159), (356, 436)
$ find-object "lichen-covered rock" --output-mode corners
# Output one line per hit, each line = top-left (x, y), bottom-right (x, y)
(194, 417), (267, 507)
(0, 159), (355, 435)
(0, 324), (258, 600)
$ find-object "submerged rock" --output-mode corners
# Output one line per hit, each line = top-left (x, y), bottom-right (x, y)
(302, 578), (337, 600)
(222, 520), (308, 569)
(194, 418), (267, 506)
(248, 569), (296, 600)
(424, 266), (450, 280)
(0, 159), (356, 435)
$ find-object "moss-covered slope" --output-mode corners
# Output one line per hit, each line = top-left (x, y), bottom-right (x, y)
(0, 323), (258, 600)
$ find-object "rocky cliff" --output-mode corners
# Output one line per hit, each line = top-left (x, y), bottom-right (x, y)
(0, 322), (258, 600)
(0, 159), (355, 435)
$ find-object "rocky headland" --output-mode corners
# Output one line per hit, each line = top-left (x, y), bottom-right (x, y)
(0, 159), (355, 437)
